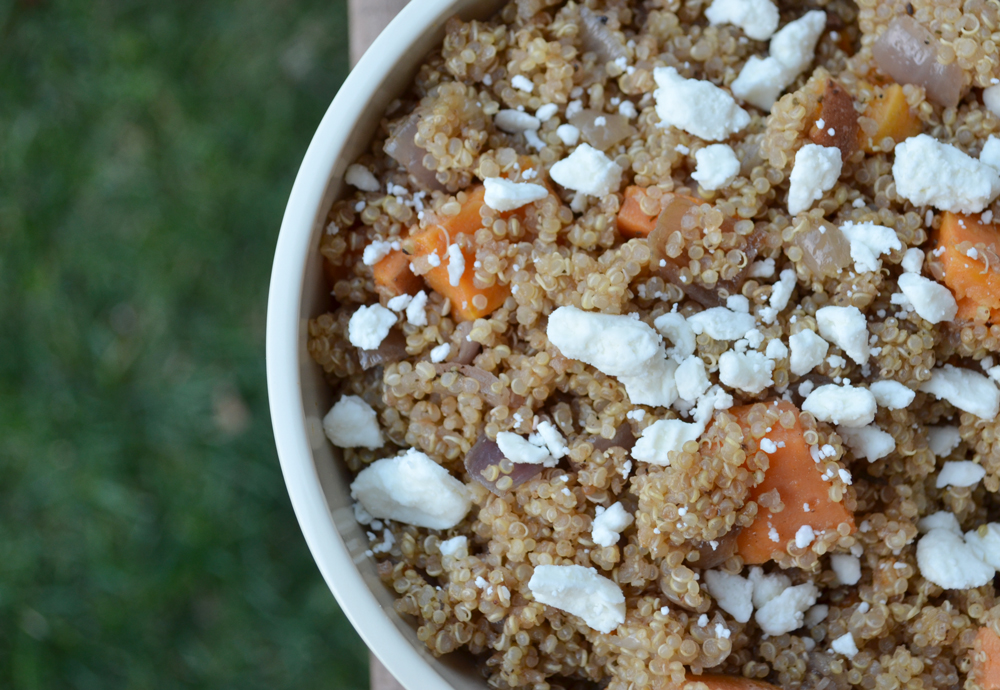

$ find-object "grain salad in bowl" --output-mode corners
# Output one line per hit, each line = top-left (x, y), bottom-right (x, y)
(307, 0), (1000, 688)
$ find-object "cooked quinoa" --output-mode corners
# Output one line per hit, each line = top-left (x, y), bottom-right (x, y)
(308, 1), (1000, 688)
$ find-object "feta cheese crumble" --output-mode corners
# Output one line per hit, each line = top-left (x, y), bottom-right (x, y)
(323, 395), (385, 449)
(527, 564), (625, 633)
(916, 528), (996, 590)
(495, 110), (541, 133)
(896, 273), (957, 324)
(438, 535), (467, 558)
(965, 523), (1000, 570)
(350, 448), (472, 530)
(556, 124), (580, 146)
(652, 66), (750, 141)
(536, 420), (569, 460)
(927, 426), (962, 457)
(754, 583), (819, 636)
(429, 343), (451, 363)
(345, 163), (381, 192)
(787, 144), (843, 215)
(406, 290), (428, 326)
(893, 134), (1000, 214)
(549, 143), (623, 197)
(838, 424), (896, 462)
(591, 502), (634, 547)
(687, 307), (756, 341)
(802, 384), (877, 427)
(839, 221), (901, 273)
(718, 350), (775, 394)
(692, 144), (741, 190)
(362, 240), (393, 266)
(511, 74), (534, 92)
(446, 244), (465, 287)
(831, 633), (859, 658)
(703, 569), (753, 623)
(868, 380), (915, 409)
(482, 177), (548, 212)
(936, 461), (986, 488)
(901, 247), (925, 274)
(496, 431), (552, 466)
(789, 329), (830, 375)
(632, 418), (704, 466)
(919, 364), (1000, 420)
(704, 0), (780, 40)
(348, 304), (397, 350)
(675, 355), (711, 402)
(830, 554), (861, 585)
(816, 305), (869, 364)
(535, 103), (558, 122)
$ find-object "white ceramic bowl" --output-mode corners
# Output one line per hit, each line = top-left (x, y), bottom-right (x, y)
(266, 1), (507, 688)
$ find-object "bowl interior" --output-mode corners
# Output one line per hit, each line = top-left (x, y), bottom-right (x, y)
(267, 0), (507, 688)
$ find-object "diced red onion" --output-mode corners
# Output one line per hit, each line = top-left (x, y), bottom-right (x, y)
(358, 329), (408, 370)
(592, 423), (636, 453)
(568, 109), (635, 151)
(872, 17), (962, 108)
(464, 433), (542, 495)
(791, 219), (852, 278)
(579, 7), (627, 65)
(384, 111), (445, 191)
(434, 363), (510, 407)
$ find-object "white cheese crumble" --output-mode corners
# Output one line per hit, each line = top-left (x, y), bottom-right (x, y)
(547, 306), (677, 407)
(535, 103), (558, 122)
(936, 461), (986, 488)
(348, 304), (397, 350)
(495, 109), (541, 133)
(893, 134), (1000, 214)
(687, 307), (756, 340)
(761, 268), (797, 324)
(591, 502), (634, 547)
(345, 163), (381, 192)
(703, 570), (754, 623)
(789, 329), (830, 375)
(549, 143), (623, 197)
(830, 554), (862, 585)
(727, 294), (751, 313)
(787, 144), (843, 215)
(438, 535), (467, 558)
(511, 74), (534, 92)
(917, 511), (961, 534)
(429, 343), (451, 363)
(764, 338), (788, 361)
(985, 87), (1000, 118)
(556, 123), (580, 145)
(919, 364), (1000, 419)
(901, 247), (925, 274)
(652, 66), (750, 141)
(816, 305), (869, 364)
(981, 135), (1000, 170)
(323, 395), (385, 449)
(838, 424), (896, 462)
(916, 528), (996, 589)
(748, 258), (776, 278)
(482, 177), (548, 212)
(748, 567), (791, 608)
(527, 564), (625, 633)
(839, 221), (902, 273)
(831, 633), (859, 658)
(496, 431), (552, 466)
(350, 448), (472, 530)
(536, 420), (569, 459)
(927, 426), (962, 457)
(719, 350), (775, 394)
(446, 244), (466, 287)
(618, 100), (637, 119)
(731, 11), (827, 111)
(362, 240), (393, 266)
(675, 355), (711, 402)
(692, 144), (741, 190)
(804, 604), (829, 627)
(795, 524), (816, 548)
(632, 418), (703, 466)
(406, 290), (428, 326)
(754, 583), (819, 636)
(802, 383), (877, 427)
(386, 293), (412, 312)
(654, 312), (697, 360)
(965, 523), (1000, 570)
(704, 0), (780, 40)
(868, 380), (915, 409)
(896, 273), (957, 324)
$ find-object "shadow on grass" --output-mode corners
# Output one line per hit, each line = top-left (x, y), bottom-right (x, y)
(0, 0), (368, 687)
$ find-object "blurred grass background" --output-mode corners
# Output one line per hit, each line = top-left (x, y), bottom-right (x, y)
(0, 0), (369, 687)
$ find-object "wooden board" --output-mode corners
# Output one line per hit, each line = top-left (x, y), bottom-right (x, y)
(347, 2), (412, 687)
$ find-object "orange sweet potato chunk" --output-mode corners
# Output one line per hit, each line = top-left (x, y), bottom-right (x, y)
(617, 185), (658, 239)
(973, 627), (1000, 690)
(860, 83), (922, 153)
(730, 401), (856, 565)
(936, 212), (1000, 323)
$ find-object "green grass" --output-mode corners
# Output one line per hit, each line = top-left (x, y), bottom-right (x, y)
(0, 0), (368, 687)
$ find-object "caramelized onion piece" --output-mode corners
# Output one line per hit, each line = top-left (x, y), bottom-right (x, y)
(791, 218), (852, 278)
(434, 363), (510, 407)
(579, 7), (627, 65)
(568, 109), (635, 151)
(592, 423), (636, 453)
(872, 17), (962, 108)
(808, 80), (859, 161)
(691, 529), (740, 569)
(648, 194), (763, 307)
(464, 433), (542, 496)
(358, 329), (408, 370)
(384, 111), (445, 191)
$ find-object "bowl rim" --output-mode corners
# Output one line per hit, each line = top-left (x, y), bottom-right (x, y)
(265, 1), (470, 688)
